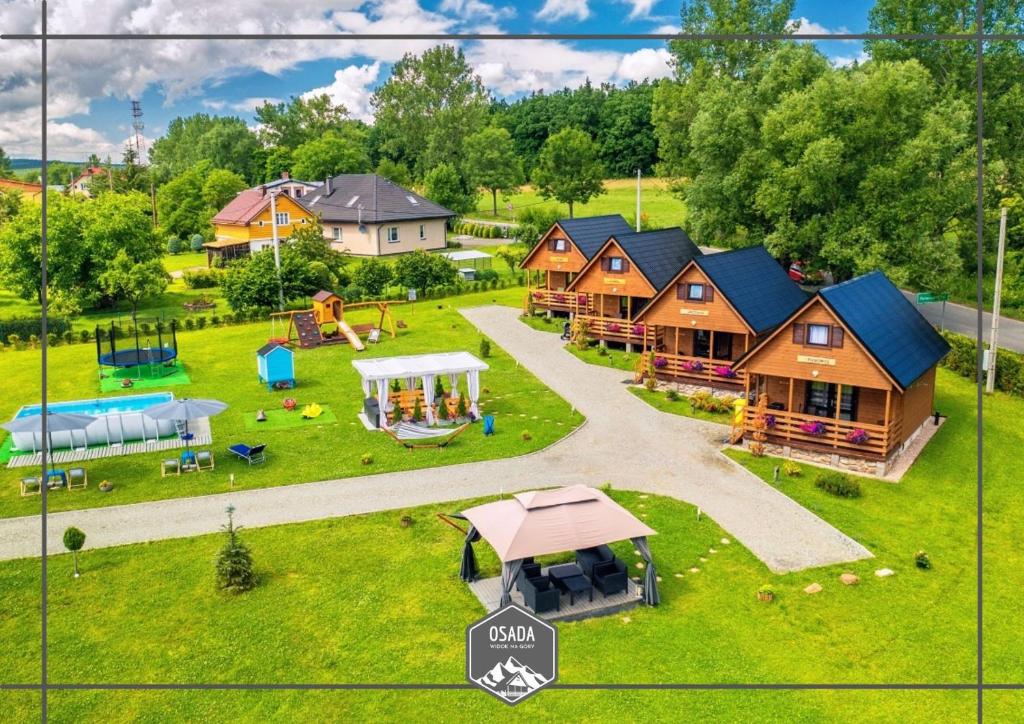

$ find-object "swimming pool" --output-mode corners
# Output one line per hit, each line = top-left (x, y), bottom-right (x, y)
(10, 392), (177, 452)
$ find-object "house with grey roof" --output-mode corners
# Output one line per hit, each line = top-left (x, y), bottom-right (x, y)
(303, 173), (456, 256)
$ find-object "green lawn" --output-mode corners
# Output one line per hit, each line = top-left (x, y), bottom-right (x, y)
(470, 179), (688, 230)
(162, 250), (208, 273)
(0, 287), (581, 517)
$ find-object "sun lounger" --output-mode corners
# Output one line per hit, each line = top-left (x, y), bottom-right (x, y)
(161, 458), (180, 477)
(228, 443), (267, 465)
(196, 450), (215, 471)
(20, 476), (41, 497)
(68, 467), (88, 490)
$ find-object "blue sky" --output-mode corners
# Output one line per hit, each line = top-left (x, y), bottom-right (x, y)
(0, 0), (877, 160)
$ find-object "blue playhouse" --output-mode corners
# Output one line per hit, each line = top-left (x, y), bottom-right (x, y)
(257, 342), (295, 390)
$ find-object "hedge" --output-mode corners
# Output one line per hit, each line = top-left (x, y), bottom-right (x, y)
(940, 330), (1024, 397)
(0, 317), (71, 344)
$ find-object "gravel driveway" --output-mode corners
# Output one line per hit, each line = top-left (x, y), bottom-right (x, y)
(0, 306), (870, 572)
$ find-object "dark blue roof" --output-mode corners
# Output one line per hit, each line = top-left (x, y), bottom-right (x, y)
(819, 271), (950, 389)
(558, 215), (633, 258)
(613, 227), (703, 293)
(257, 342), (291, 357)
(696, 246), (808, 334)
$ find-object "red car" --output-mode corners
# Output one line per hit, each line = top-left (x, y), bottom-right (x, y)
(787, 262), (831, 286)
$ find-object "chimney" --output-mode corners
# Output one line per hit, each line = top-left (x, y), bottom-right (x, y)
(281, 171), (289, 180)
(260, 185), (266, 197)
(326, 176), (333, 195)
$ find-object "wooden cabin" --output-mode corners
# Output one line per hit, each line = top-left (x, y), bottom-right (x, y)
(635, 246), (807, 389)
(520, 215), (632, 314)
(733, 271), (950, 469)
(566, 228), (702, 350)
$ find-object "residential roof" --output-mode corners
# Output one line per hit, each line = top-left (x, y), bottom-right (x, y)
(211, 188), (273, 225)
(695, 246), (809, 334)
(302, 174), (455, 223)
(819, 271), (950, 389)
(257, 342), (290, 357)
(612, 227), (703, 293)
(557, 215), (634, 258)
(0, 178), (44, 194)
(202, 238), (250, 249)
(262, 177), (320, 190)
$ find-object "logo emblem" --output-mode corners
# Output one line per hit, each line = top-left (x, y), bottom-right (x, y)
(466, 604), (557, 705)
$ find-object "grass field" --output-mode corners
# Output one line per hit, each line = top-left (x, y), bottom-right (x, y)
(0, 286), (581, 517)
(470, 179), (688, 230)
(162, 250), (208, 273)
(0, 368), (989, 722)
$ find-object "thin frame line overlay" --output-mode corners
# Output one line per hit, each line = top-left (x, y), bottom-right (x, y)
(0, 0), (1008, 717)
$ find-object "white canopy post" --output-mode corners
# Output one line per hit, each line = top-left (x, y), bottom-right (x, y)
(375, 378), (390, 428)
(467, 369), (481, 418)
(422, 373), (436, 425)
(448, 372), (459, 399)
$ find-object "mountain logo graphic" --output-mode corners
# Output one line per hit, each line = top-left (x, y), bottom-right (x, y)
(466, 604), (558, 706)
(474, 656), (550, 702)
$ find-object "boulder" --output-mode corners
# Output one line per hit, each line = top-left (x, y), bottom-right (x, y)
(840, 573), (860, 586)
(804, 583), (823, 594)
(875, 568), (895, 578)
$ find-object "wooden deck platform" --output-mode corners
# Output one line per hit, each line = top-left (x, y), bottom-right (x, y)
(467, 565), (642, 622)
(7, 419), (212, 469)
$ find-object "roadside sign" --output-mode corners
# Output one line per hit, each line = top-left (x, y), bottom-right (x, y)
(916, 292), (949, 304)
(408, 289), (417, 302)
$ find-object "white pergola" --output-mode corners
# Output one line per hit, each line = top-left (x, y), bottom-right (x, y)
(352, 351), (489, 428)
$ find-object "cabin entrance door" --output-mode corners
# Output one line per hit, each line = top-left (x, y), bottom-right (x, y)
(804, 381), (857, 421)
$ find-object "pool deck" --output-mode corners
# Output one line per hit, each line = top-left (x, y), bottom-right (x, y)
(6, 418), (211, 469)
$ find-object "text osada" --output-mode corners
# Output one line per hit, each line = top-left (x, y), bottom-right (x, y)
(489, 625), (536, 642)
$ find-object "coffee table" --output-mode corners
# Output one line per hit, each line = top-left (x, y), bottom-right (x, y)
(548, 564), (594, 605)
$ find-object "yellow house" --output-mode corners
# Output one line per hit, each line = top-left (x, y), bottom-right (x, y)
(0, 178), (44, 203)
(206, 187), (316, 265)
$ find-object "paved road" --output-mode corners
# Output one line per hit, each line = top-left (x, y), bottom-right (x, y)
(0, 307), (871, 573)
(901, 291), (1024, 352)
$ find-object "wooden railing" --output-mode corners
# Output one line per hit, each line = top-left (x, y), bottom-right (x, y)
(577, 315), (651, 346)
(651, 352), (745, 387)
(527, 289), (591, 313)
(743, 406), (898, 459)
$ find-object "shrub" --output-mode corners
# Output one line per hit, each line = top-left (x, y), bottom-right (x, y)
(7, 334), (21, 350)
(139, 322), (152, 335)
(412, 398), (423, 423)
(666, 389), (680, 402)
(437, 396), (450, 421)
(341, 284), (366, 302)
(28, 334), (38, 349)
(63, 526), (86, 577)
(521, 429), (532, 441)
(475, 268), (499, 282)
(353, 258), (394, 297)
(78, 329), (91, 344)
(182, 269), (223, 289)
(456, 394), (467, 419)
(597, 346), (607, 356)
(166, 235), (183, 254)
(915, 550), (932, 570)
(814, 472), (862, 498)
(210, 315), (221, 326)
(197, 316), (207, 329)
(0, 316), (70, 342)
(479, 338), (491, 358)
(782, 461), (802, 477)
(62, 330), (74, 345)
(216, 506), (256, 593)
(361, 453), (373, 465)
(184, 318), (196, 331)
(47, 332), (59, 348)
(189, 233), (205, 252)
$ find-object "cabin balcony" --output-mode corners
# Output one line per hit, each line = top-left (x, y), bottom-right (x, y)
(528, 289), (591, 314)
(743, 401), (902, 460)
(575, 314), (654, 347)
(651, 352), (746, 388)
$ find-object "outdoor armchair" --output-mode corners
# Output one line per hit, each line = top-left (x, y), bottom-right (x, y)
(592, 559), (628, 597)
(575, 544), (615, 578)
(161, 458), (180, 477)
(516, 562), (543, 591)
(228, 443), (267, 465)
(521, 576), (560, 614)
(67, 467), (88, 490)
(20, 476), (41, 497)
(196, 450), (215, 471)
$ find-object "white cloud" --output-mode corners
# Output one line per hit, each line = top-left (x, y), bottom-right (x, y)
(616, 47), (672, 83)
(302, 63), (382, 123)
(787, 17), (850, 36)
(536, 0), (590, 22)
(439, 0), (515, 23)
(619, 0), (657, 20)
(832, 51), (870, 68)
(650, 23), (680, 35)
(202, 97), (284, 113)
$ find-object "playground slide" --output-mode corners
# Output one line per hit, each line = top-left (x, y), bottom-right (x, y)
(337, 320), (366, 351)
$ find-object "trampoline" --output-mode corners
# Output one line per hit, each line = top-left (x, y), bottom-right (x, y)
(96, 319), (180, 382)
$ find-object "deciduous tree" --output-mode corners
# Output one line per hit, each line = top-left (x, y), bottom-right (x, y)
(465, 126), (524, 216)
(531, 128), (605, 218)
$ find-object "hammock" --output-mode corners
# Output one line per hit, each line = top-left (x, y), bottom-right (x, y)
(384, 422), (470, 449)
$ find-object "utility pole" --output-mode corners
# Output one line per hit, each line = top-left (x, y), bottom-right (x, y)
(987, 206), (1008, 394)
(270, 191), (285, 312)
(635, 168), (641, 232)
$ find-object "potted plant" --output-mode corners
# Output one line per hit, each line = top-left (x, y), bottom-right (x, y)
(846, 428), (870, 444)
(632, 323), (645, 336)
(282, 398), (297, 411)
(757, 584), (775, 602)
(532, 292), (544, 301)
(764, 414), (777, 429)
(713, 365), (737, 378)
(553, 293), (566, 303)
(653, 355), (668, 369)
(799, 420), (827, 436)
(98, 480), (113, 493)
(607, 322), (622, 333)
(681, 360), (704, 372)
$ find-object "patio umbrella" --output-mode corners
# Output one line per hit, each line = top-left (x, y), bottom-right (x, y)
(141, 398), (227, 456)
(1, 412), (96, 472)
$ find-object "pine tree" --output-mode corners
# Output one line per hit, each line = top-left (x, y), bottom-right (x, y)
(456, 393), (467, 419)
(216, 506), (256, 593)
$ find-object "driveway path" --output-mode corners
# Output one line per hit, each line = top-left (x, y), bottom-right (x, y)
(0, 307), (871, 572)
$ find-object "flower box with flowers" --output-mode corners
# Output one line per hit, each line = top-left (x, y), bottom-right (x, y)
(606, 322), (622, 333)
(552, 293), (567, 303)
(532, 292), (544, 301)
(763, 414), (777, 429)
(713, 365), (737, 379)
(799, 420), (827, 436)
(680, 360), (704, 372)
(846, 428), (870, 445)
(632, 324), (645, 336)
(577, 294), (588, 305)
(653, 356), (668, 369)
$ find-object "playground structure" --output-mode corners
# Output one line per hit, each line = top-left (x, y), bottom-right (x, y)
(270, 290), (401, 351)
(96, 319), (179, 383)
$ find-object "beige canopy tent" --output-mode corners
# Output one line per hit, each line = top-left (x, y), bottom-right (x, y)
(459, 485), (659, 606)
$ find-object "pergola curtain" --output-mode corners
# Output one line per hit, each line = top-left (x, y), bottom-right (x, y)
(460, 525), (480, 582)
(375, 378), (389, 429)
(631, 536), (659, 606)
(467, 369), (481, 418)
(360, 378), (371, 398)
(499, 559), (524, 607)
(422, 373), (436, 425)
(448, 373), (460, 399)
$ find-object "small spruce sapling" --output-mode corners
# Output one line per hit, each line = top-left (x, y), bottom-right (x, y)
(216, 506), (256, 593)
(456, 393), (467, 419)
(412, 397), (423, 423)
(63, 526), (86, 577)
(479, 338), (491, 358)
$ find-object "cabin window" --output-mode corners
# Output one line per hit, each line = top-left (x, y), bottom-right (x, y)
(332, 227), (342, 241)
(419, 224), (426, 240)
(687, 283), (705, 301)
(693, 330), (710, 358)
(387, 226), (400, 243)
(609, 257), (624, 272)
(714, 333), (733, 360)
(295, 188), (304, 197)
(552, 238), (567, 252)
(806, 323), (831, 346)
(805, 382), (857, 421)
(275, 211), (290, 226)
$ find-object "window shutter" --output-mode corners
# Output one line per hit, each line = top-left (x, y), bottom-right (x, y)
(831, 326), (845, 349)
(676, 283), (686, 300)
(792, 323), (805, 344)
(621, 259), (630, 273)
(600, 257), (610, 271)
(704, 285), (714, 302)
